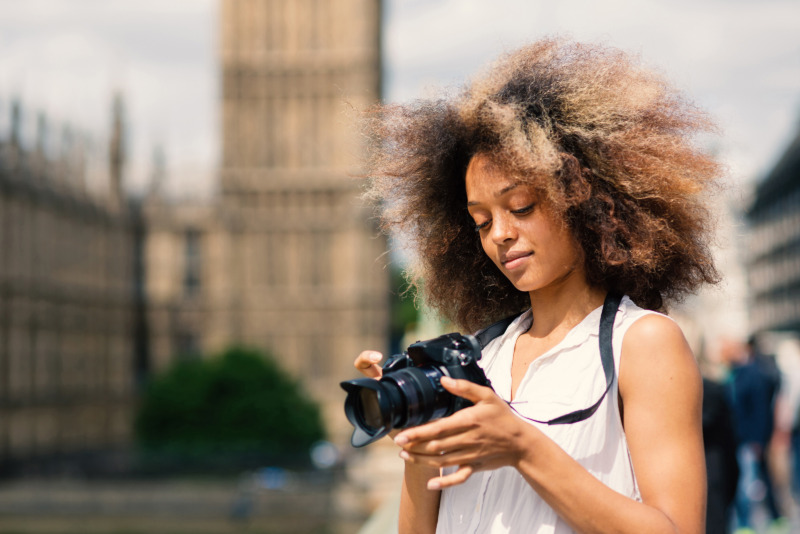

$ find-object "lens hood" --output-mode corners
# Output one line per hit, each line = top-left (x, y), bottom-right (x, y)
(340, 378), (394, 447)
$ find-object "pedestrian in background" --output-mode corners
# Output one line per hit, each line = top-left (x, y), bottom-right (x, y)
(772, 338), (800, 507)
(703, 376), (739, 534)
(727, 336), (786, 533)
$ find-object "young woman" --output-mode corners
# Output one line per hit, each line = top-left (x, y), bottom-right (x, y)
(354, 39), (721, 534)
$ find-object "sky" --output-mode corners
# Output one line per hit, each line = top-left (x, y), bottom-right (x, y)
(0, 0), (798, 199)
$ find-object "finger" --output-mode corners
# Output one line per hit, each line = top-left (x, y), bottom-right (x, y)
(402, 434), (469, 456)
(398, 447), (466, 468)
(440, 376), (495, 404)
(427, 465), (474, 490)
(354, 351), (383, 378)
(395, 418), (473, 447)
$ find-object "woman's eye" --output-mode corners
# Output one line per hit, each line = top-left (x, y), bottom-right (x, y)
(511, 203), (535, 215)
(474, 220), (490, 232)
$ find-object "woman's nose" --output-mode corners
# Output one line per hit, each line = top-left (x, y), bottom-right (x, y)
(490, 214), (516, 244)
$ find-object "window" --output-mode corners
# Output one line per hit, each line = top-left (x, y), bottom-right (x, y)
(183, 229), (201, 297)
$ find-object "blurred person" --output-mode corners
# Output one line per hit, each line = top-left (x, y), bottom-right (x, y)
(772, 338), (800, 500)
(353, 39), (720, 533)
(703, 376), (740, 534)
(726, 336), (786, 533)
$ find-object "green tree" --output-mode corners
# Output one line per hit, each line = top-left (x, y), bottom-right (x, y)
(135, 346), (325, 466)
(390, 266), (419, 354)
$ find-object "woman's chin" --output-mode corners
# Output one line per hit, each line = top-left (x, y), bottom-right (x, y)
(507, 277), (535, 294)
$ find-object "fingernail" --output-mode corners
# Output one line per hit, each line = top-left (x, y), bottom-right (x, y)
(394, 435), (408, 446)
(440, 376), (454, 386)
(369, 353), (381, 362)
(427, 480), (441, 490)
(399, 451), (410, 460)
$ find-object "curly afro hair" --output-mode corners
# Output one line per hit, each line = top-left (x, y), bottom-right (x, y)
(364, 38), (722, 332)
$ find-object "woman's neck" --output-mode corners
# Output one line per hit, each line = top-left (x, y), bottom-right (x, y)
(527, 281), (606, 340)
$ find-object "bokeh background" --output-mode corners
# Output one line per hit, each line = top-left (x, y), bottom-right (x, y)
(0, 1), (798, 533)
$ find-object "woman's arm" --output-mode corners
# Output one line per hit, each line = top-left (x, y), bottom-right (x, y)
(399, 463), (441, 534)
(395, 314), (705, 534)
(616, 314), (706, 532)
(353, 351), (441, 534)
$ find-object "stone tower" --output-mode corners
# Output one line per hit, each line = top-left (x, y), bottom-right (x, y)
(217, 0), (388, 442)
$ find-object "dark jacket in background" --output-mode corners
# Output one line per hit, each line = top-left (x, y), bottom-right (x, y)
(729, 357), (780, 446)
(703, 378), (739, 534)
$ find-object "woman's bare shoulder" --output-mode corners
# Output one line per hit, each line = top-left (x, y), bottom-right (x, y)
(619, 313), (701, 396)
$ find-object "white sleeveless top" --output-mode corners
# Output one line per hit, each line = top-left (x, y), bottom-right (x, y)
(436, 296), (658, 534)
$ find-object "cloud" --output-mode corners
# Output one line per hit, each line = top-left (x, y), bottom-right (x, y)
(384, 0), (800, 182)
(0, 0), (796, 194)
(0, 0), (217, 194)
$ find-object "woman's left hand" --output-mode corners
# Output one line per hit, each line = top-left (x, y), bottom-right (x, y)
(393, 376), (531, 490)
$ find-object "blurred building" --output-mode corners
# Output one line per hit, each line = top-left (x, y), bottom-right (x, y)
(142, 0), (388, 443)
(0, 0), (389, 472)
(747, 128), (800, 334)
(0, 97), (138, 474)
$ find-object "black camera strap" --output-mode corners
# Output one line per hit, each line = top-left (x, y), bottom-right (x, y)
(477, 292), (623, 425)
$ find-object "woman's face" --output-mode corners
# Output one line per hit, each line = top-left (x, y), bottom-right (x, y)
(465, 154), (585, 295)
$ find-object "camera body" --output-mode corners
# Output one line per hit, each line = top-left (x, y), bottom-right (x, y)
(341, 332), (492, 447)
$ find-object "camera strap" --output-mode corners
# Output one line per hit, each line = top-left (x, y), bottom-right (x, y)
(476, 292), (623, 425)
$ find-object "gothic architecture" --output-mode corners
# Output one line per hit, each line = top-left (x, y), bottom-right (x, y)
(144, 0), (388, 443)
(0, 0), (388, 471)
(0, 97), (139, 473)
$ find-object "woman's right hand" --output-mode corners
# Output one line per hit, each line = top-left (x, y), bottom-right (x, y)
(355, 350), (440, 533)
(354, 350), (384, 379)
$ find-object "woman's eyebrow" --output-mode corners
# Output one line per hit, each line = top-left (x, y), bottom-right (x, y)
(467, 184), (520, 206)
(497, 184), (519, 197)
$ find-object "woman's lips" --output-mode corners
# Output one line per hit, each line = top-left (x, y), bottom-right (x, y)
(501, 251), (532, 270)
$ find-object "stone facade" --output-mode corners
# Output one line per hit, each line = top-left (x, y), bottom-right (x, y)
(223, 0), (388, 442)
(0, 98), (138, 473)
(143, 0), (388, 444)
(0, 0), (388, 470)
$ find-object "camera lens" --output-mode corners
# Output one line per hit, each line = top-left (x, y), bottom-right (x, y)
(357, 388), (383, 431)
(341, 333), (488, 448)
(341, 365), (452, 447)
(388, 366), (449, 428)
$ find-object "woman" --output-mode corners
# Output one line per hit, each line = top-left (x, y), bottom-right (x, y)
(354, 39), (721, 534)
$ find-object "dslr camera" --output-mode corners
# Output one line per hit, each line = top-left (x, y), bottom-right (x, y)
(340, 332), (492, 447)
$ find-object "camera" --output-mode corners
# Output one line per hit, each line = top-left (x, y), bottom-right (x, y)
(340, 332), (492, 447)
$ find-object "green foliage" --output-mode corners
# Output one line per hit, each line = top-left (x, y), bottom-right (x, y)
(135, 346), (325, 462)
(390, 266), (419, 352)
